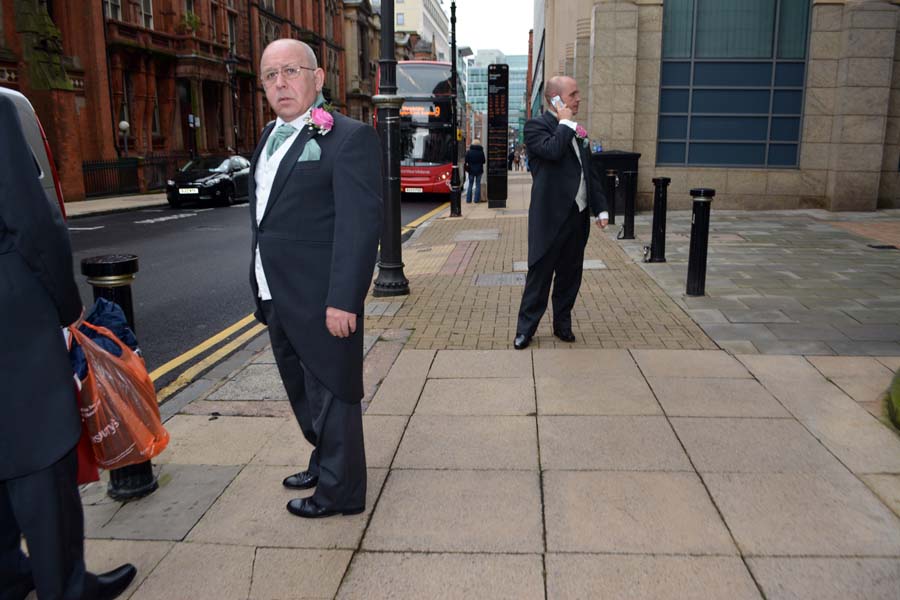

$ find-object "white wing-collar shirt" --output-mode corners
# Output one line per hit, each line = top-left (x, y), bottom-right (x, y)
(254, 109), (311, 300)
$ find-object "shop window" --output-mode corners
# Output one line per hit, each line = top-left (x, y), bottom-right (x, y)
(658, 0), (810, 167)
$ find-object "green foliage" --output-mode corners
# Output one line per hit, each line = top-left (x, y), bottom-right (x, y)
(178, 11), (201, 34)
(889, 369), (900, 431)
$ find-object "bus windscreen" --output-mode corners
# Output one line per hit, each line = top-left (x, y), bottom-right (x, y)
(397, 63), (452, 97)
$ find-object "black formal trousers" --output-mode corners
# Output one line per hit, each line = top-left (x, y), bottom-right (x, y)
(261, 301), (367, 510)
(0, 445), (93, 600)
(517, 202), (589, 337)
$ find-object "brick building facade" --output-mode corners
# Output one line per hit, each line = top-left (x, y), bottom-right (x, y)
(0, 0), (355, 202)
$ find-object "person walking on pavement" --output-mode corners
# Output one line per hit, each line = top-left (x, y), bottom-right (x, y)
(249, 39), (382, 519)
(0, 96), (136, 600)
(513, 76), (609, 350)
(464, 138), (485, 204)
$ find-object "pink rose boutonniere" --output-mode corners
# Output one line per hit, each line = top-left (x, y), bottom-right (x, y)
(309, 106), (334, 136)
(575, 124), (590, 147)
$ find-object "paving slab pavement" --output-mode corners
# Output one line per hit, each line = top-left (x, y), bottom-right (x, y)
(70, 173), (900, 598)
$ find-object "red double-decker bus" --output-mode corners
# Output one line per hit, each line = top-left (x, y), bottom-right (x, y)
(380, 61), (456, 197)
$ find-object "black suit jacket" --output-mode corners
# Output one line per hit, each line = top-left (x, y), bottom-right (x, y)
(0, 96), (83, 480)
(249, 112), (383, 402)
(524, 111), (607, 266)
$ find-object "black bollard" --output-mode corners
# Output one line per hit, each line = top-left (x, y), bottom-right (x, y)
(605, 169), (617, 225)
(686, 188), (715, 297)
(648, 177), (671, 263)
(81, 254), (159, 501)
(621, 170), (637, 240)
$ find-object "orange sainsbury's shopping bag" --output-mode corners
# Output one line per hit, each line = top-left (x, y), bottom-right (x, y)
(69, 322), (168, 469)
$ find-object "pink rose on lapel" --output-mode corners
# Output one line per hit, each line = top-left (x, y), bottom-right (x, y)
(309, 107), (334, 136)
(575, 124), (588, 139)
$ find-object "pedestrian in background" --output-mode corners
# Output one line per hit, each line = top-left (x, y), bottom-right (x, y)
(249, 39), (382, 518)
(0, 96), (136, 600)
(508, 147), (515, 171)
(513, 75), (609, 350)
(464, 138), (486, 204)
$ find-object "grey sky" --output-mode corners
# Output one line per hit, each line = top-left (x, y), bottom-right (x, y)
(443, 0), (533, 57)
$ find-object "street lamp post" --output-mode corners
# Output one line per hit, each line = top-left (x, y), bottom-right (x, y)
(449, 1), (461, 217)
(118, 120), (130, 157)
(372, 0), (410, 297)
(225, 53), (239, 152)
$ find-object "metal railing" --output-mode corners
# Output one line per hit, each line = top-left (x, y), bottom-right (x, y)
(82, 158), (139, 198)
(142, 152), (190, 191)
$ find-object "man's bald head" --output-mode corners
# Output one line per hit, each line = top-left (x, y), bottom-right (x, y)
(544, 75), (580, 116)
(260, 38), (325, 121)
(544, 76), (573, 102)
(260, 38), (318, 71)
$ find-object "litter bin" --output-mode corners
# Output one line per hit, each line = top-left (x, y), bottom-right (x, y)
(591, 150), (641, 221)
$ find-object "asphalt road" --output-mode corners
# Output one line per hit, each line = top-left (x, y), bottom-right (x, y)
(68, 196), (444, 390)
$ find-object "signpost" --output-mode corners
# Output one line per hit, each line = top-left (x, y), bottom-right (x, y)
(487, 63), (508, 208)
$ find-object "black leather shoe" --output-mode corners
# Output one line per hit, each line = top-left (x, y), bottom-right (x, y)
(553, 328), (576, 342)
(286, 497), (364, 519)
(94, 564), (137, 600)
(283, 471), (318, 490)
(513, 334), (531, 350)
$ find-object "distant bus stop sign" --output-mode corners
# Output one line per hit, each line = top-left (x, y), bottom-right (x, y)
(487, 63), (509, 207)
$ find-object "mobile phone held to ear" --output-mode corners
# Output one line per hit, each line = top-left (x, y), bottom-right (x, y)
(551, 95), (565, 111)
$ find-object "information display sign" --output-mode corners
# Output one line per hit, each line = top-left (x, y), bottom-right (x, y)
(487, 64), (509, 207)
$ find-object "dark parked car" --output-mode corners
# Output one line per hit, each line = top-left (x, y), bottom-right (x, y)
(165, 155), (250, 207)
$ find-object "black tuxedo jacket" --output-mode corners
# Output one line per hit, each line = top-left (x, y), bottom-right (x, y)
(0, 96), (83, 480)
(249, 111), (382, 402)
(524, 111), (607, 266)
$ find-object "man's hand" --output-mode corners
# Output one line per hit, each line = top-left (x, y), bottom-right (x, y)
(594, 217), (609, 230)
(557, 105), (575, 122)
(326, 306), (357, 338)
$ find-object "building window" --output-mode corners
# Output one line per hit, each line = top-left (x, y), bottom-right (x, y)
(103, 0), (122, 20)
(261, 0), (275, 12)
(228, 13), (237, 52)
(211, 5), (218, 40)
(397, 13), (404, 26)
(657, 0), (810, 168)
(185, 0), (194, 15)
(140, 0), (153, 29)
(152, 85), (161, 135)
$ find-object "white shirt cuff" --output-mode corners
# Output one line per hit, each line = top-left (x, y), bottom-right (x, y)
(595, 212), (609, 222)
(559, 119), (577, 131)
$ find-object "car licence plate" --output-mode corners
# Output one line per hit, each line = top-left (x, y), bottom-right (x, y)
(405, 187), (423, 193)
(179, 188), (199, 194)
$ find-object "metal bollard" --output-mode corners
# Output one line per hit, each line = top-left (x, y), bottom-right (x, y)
(621, 170), (637, 240)
(686, 188), (715, 297)
(648, 177), (671, 263)
(605, 169), (618, 225)
(81, 254), (159, 501)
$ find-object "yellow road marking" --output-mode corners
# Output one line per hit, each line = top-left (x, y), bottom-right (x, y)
(405, 202), (450, 229)
(149, 313), (256, 382)
(155, 323), (267, 403)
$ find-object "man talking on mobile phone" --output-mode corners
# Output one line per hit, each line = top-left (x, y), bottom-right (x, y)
(513, 76), (609, 350)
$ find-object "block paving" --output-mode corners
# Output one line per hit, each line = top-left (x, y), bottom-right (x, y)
(63, 173), (900, 599)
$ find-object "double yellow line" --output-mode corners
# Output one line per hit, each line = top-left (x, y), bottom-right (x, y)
(151, 202), (449, 404)
(150, 314), (266, 403)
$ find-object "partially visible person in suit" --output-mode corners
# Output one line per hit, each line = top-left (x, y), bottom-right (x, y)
(513, 76), (609, 350)
(0, 96), (136, 599)
(249, 39), (382, 518)
(464, 138), (485, 204)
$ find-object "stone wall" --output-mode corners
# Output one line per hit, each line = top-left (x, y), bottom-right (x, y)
(585, 0), (900, 212)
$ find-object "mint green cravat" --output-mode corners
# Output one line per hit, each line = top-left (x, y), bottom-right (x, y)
(266, 123), (297, 158)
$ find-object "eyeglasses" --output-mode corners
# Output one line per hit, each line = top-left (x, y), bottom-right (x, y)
(260, 64), (315, 87)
